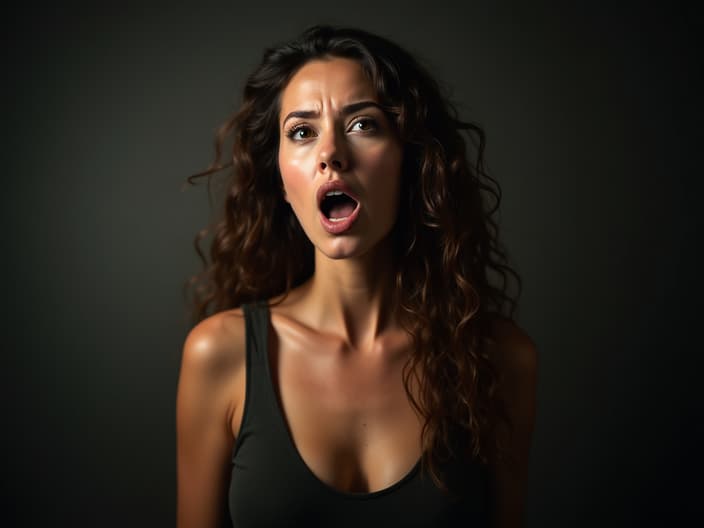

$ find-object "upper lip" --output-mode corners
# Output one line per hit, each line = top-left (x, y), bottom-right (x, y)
(316, 180), (359, 209)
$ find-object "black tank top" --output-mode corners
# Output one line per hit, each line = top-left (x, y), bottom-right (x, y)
(228, 302), (491, 527)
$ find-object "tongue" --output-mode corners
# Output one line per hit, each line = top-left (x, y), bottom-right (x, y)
(329, 201), (356, 219)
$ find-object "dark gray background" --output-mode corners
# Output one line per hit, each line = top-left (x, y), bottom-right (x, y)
(4, 1), (701, 526)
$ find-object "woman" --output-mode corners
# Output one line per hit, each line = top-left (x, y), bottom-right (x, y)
(177, 25), (537, 527)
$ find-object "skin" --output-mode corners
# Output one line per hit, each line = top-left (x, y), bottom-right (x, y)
(176, 57), (537, 528)
(276, 57), (404, 348)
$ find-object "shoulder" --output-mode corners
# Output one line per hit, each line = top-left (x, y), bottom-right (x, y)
(488, 315), (538, 384)
(486, 315), (539, 433)
(484, 316), (538, 524)
(176, 308), (248, 526)
(180, 307), (247, 384)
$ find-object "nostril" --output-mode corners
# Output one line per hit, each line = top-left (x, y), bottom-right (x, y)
(320, 159), (344, 171)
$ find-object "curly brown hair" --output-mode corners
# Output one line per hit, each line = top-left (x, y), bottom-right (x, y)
(184, 24), (522, 494)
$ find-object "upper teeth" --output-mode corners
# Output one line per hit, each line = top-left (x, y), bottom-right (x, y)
(325, 190), (344, 197)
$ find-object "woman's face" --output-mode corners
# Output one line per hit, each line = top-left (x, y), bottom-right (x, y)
(277, 57), (403, 260)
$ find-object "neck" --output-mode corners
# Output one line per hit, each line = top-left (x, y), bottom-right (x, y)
(305, 242), (397, 352)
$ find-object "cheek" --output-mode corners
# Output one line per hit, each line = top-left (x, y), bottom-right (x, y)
(278, 153), (313, 207)
(358, 144), (403, 206)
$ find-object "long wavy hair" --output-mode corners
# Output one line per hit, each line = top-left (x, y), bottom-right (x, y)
(185, 24), (522, 494)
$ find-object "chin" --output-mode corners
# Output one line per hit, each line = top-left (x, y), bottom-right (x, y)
(319, 239), (366, 260)
(317, 231), (393, 262)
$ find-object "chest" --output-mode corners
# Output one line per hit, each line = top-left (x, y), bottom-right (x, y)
(262, 320), (424, 494)
(228, 304), (491, 526)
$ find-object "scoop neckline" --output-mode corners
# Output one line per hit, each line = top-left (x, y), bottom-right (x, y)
(257, 302), (423, 500)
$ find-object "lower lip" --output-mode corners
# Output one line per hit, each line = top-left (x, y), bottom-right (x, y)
(319, 204), (361, 234)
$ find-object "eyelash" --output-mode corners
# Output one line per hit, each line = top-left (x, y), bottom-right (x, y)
(285, 117), (378, 140)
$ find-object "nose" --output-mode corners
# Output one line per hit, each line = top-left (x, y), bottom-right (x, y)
(317, 126), (349, 174)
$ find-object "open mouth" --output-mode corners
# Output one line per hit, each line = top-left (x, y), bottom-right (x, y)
(320, 190), (359, 222)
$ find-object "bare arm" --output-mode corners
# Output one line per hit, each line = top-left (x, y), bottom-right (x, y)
(488, 321), (539, 528)
(176, 312), (245, 528)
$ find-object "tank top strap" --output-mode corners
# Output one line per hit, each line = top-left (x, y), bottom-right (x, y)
(242, 301), (270, 367)
(232, 301), (288, 465)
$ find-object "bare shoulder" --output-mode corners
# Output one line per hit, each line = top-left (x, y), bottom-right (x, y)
(485, 316), (538, 526)
(180, 307), (247, 384)
(176, 308), (247, 527)
(488, 315), (538, 382)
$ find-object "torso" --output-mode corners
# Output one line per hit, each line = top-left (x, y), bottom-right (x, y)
(223, 292), (518, 497)
(226, 298), (425, 494)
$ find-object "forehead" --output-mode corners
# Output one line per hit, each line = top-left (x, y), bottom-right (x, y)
(279, 57), (377, 115)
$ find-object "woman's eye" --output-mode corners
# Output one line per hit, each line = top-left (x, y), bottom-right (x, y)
(286, 125), (314, 140)
(351, 118), (377, 132)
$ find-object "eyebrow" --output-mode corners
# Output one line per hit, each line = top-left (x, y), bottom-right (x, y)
(281, 100), (383, 127)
